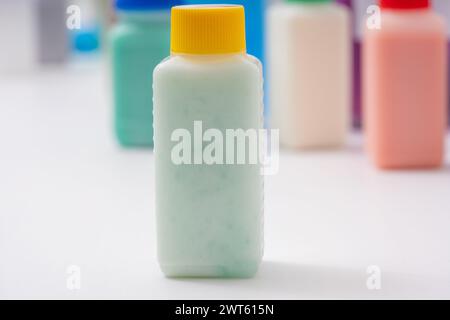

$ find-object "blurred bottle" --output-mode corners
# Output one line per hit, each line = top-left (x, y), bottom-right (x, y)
(37, 0), (69, 64)
(433, 0), (450, 124)
(0, 1), (37, 73)
(336, 0), (375, 128)
(364, 0), (447, 169)
(111, 0), (179, 147)
(267, 0), (351, 149)
(0, 0), (69, 73)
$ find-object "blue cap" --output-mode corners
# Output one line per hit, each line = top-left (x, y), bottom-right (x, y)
(116, 0), (182, 11)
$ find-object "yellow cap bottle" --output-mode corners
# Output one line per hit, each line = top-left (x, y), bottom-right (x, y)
(154, 5), (264, 280)
(170, 5), (247, 55)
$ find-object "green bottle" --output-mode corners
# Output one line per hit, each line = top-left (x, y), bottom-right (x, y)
(110, 0), (180, 147)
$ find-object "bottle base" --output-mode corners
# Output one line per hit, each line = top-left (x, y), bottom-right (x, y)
(373, 159), (444, 171)
(280, 139), (347, 150)
(115, 128), (154, 148)
(160, 263), (260, 279)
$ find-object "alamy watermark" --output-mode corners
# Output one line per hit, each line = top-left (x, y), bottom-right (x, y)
(66, 5), (81, 30)
(367, 5), (381, 30)
(170, 121), (279, 176)
(66, 265), (81, 291)
(366, 265), (382, 290)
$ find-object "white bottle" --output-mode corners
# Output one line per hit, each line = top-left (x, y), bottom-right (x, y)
(0, 1), (38, 73)
(0, 0), (69, 73)
(267, 0), (351, 148)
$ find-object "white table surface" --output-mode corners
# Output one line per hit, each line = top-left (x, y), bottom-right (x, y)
(1, 62), (450, 300)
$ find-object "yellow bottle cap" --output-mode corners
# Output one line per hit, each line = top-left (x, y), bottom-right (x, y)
(171, 5), (247, 55)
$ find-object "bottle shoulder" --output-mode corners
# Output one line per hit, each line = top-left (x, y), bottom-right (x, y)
(366, 10), (446, 37)
(110, 13), (170, 40)
(268, 2), (349, 21)
(154, 54), (262, 79)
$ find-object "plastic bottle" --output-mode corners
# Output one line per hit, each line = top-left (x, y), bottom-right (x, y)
(111, 0), (179, 147)
(363, 0), (447, 169)
(0, 1), (38, 73)
(154, 5), (264, 278)
(0, 0), (69, 73)
(267, 0), (351, 149)
(37, 0), (69, 64)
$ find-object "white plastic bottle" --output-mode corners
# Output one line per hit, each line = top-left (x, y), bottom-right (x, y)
(267, 0), (351, 148)
(0, 1), (38, 73)
(0, 0), (68, 73)
(154, 5), (264, 278)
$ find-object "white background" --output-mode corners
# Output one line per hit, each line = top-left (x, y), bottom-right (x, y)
(1, 63), (450, 299)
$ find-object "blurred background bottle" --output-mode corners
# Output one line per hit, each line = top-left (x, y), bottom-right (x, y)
(111, 0), (178, 147)
(0, 0), (68, 73)
(364, 0), (447, 169)
(267, 0), (351, 149)
(0, 1), (38, 73)
(37, 0), (69, 64)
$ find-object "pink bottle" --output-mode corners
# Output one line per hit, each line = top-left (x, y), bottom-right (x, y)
(364, 0), (447, 169)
